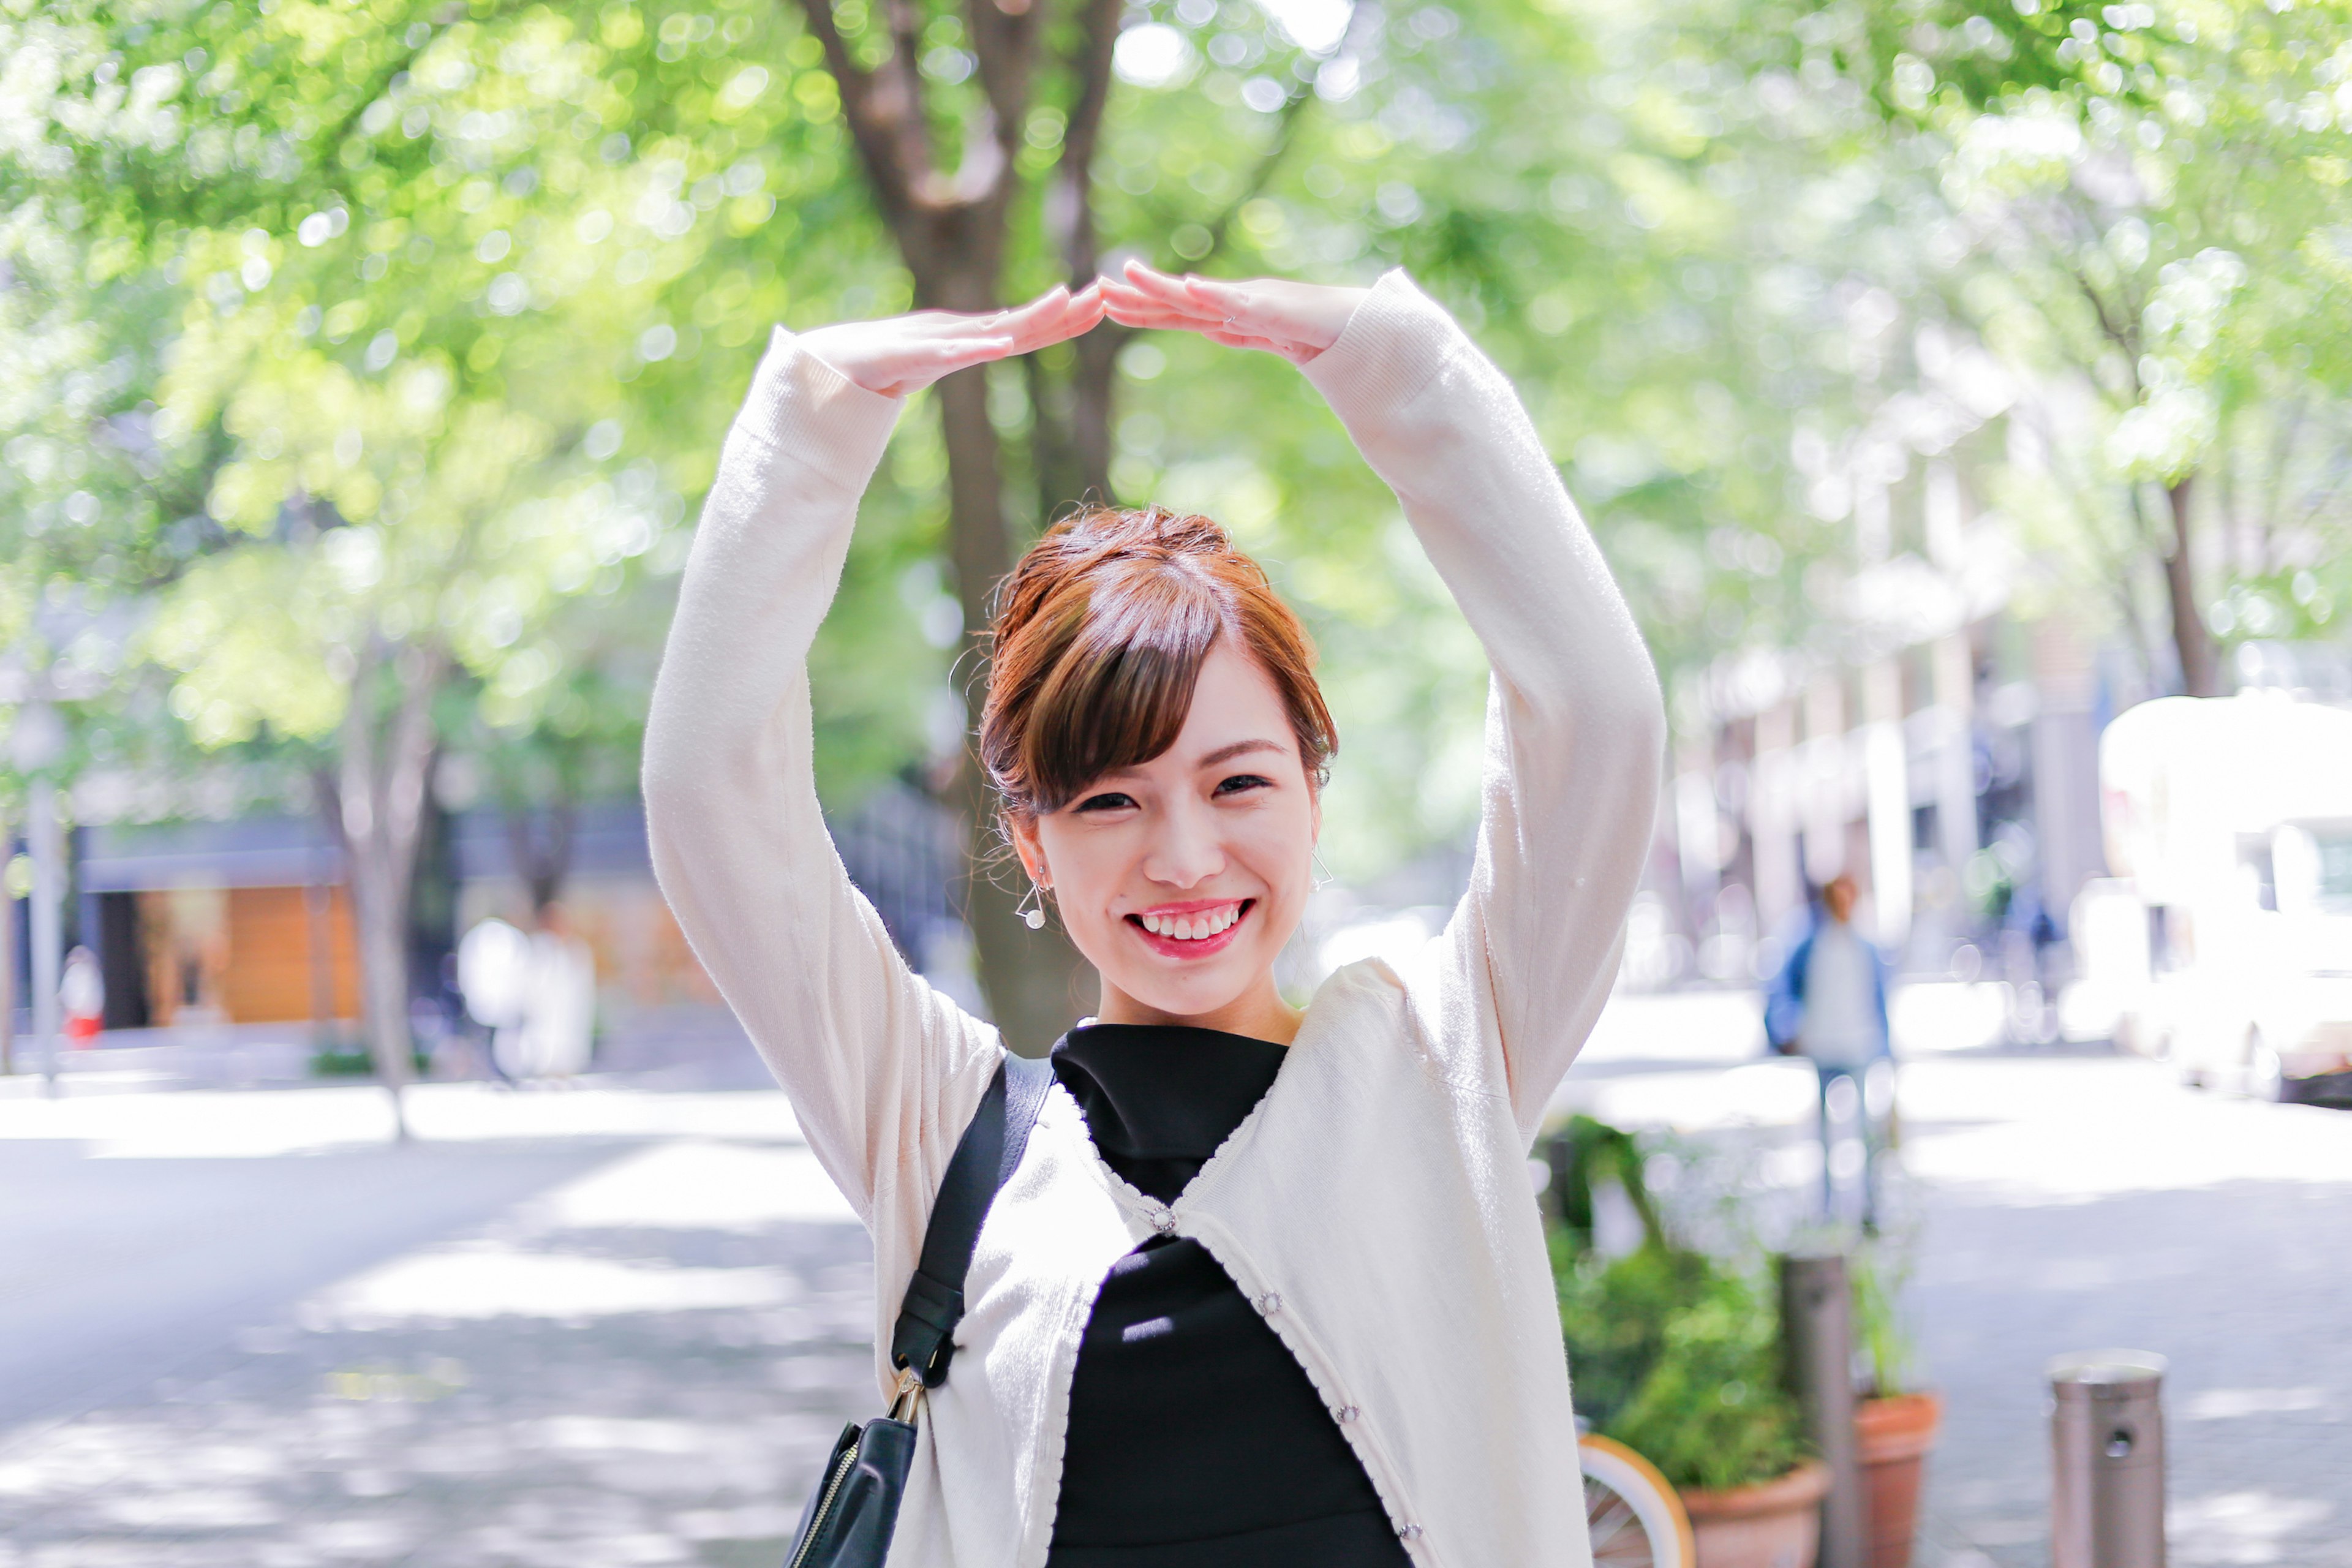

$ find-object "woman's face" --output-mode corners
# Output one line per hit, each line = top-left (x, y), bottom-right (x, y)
(1013, 640), (1319, 1036)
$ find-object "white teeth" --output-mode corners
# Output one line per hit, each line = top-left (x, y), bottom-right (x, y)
(1140, 905), (1242, 941)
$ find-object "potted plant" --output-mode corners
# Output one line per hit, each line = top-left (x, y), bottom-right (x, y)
(1608, 1266), (1829, 1568)
(1850, 1242), (1942, 1568)
(1551, 1118), (1829, 1568)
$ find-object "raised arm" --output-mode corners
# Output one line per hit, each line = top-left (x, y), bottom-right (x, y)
(1104, 265), (1666, 1142)
(642, 287), (1102, 1219)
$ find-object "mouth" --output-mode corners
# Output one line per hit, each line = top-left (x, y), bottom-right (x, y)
(1125, 899), (1253, 960)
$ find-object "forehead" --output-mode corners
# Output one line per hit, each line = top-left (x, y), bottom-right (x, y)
(1170, 641), (1297, 757)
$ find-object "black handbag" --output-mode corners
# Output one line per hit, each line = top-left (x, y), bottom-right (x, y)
(782, 1053), (1055, 1568)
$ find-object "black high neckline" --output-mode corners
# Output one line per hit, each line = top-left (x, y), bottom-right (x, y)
(1050, 1023), (1287, 1203)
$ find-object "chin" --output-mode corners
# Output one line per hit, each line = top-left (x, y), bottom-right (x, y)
(1098, 940), (1275, 1025)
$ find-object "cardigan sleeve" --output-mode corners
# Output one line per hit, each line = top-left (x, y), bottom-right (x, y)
(641, 328), (1003, 1225)
(1303, 271), (1666, 1144)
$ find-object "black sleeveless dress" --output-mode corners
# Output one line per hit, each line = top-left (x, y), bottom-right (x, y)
(1042, 1023), (1413, 1568)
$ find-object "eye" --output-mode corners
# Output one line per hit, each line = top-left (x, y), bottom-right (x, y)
(1214, 773), (1274, 797)
(1074, 791), (1137, 813)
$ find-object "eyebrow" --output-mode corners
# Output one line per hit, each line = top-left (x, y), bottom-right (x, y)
(1096, 737), (1290, 782)
(1197, 739), (1287, 769)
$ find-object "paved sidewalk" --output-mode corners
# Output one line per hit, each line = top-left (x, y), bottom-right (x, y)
(1899, 1056), (2352, 1567)
(1, 1130), (878, 1568)
(8, 1002), (2351, 1567)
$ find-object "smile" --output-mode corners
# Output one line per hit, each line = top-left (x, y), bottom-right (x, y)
(1126, 899), (1253, 958)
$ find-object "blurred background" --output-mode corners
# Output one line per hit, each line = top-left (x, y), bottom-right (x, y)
(4, 0), (2351, 1561)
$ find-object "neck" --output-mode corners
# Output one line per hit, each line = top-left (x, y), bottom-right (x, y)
(1094, 971), (1303, 1046)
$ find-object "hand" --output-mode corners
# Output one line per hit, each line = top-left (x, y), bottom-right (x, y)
(1099, 260), (1367, 366)
(799, 283), (1106, 399)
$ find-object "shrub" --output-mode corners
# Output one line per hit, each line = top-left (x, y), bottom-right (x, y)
(1604, 1265), (1809, 1491)
(1553, 1231), (1713, 1431)
(1550, 1114), (1811, 1491)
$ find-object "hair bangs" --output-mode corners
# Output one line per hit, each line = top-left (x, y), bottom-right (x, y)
(981, 503), (1335, 823)
(1021, 562), (1227, 814)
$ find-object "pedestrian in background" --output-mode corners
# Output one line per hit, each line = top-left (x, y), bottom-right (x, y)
(1766, 872), (1893, 1224)
(59, 946), (104, 1049)
(518, 903), (595, 1079)
(459, 910), (596, 1081)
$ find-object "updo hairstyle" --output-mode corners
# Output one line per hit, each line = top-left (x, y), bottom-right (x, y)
(979, 505), (1336, 823)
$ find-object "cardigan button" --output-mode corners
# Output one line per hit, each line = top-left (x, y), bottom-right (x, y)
(1149, 1207), (1177, 1234)
(1335, 1404), (1360, 1423)
(1256, 1292), (1282, 1315)
(1397, 1523), (1423, 1544)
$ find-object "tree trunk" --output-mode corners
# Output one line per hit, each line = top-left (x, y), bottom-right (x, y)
(334, 638), (447, 1126)
(933, 355), (1093, 1055)
(0, 803), (12, 1075)
(789, 0), (1122, 1054)
(2163, 475), (2222, 697)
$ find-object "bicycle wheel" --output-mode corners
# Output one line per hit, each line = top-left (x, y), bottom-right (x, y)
(1579, 1433), (1697, 1568)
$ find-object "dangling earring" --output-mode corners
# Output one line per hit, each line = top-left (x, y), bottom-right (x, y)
(1311, 849), (1335, 892)
(1017, 880), (1049, 930)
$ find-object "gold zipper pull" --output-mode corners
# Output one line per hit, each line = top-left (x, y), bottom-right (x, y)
(888, 1364), (927, 1423)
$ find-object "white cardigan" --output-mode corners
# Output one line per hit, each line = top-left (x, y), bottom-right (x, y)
(643, 271), (1665, 1568)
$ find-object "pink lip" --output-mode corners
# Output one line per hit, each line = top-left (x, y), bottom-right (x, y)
(1126, 899), (1253, 960)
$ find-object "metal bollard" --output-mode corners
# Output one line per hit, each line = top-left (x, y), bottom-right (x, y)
(1779, 1251), (1865, 1568)
(2049, 1350), (2166, 1568)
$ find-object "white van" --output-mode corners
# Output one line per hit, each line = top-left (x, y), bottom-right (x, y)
(2092, 695), (2352, 1101)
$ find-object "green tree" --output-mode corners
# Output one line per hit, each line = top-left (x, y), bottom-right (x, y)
(4, 0), (821, 1091)
(1871, 0), (2352, 692)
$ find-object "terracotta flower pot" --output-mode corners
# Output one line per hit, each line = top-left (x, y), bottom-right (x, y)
(1856, 1392), (1943, 1568)
(1678, 1459), (1832, 1568)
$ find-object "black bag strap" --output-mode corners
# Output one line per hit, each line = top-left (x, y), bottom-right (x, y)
(889, 1052), (1054, 1388)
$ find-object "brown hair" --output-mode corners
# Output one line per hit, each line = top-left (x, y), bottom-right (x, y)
(981, 505), (1336, 820)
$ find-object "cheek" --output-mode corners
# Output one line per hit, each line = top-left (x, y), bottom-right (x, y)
(1035, 820), (1125, 903)
(1232, 800), (1317, 891)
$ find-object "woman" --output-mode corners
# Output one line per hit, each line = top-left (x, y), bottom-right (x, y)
(644, 261), (1664, 1567)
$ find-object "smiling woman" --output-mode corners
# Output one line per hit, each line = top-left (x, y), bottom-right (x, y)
(641, 260), (1666, 1568)
(982, 504), (1333, 1041)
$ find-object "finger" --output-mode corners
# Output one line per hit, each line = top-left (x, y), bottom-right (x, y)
(1099, 287), (1225, 331)
(1059, 284), (1109, 335)
(910, 285), (1068, 341)
(1099, 297), (1216, 331)
(1005, 282), (1072, 325)
(1203, 326), (1317, 363)
(1003, 298), (1098, 353)
(1121, 260), (1211, 307)
(918, 337), (1018, 382)
(1175, 270), (1252, 307)
(1123, 270), (1286, 342)
(1008, 282), (1103, 339)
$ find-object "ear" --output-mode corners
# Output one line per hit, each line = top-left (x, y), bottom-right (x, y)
(1007, 810), (1049, 885)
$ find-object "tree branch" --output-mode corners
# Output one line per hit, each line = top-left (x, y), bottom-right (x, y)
(1049, 0), (1123, 277)
(964, 0), (1041, 175)
(791, 0), (921, 228)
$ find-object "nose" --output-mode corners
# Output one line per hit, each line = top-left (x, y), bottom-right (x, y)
(1140, 794), (1226, 891)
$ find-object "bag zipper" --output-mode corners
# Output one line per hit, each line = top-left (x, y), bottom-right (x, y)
(788, 1438), (862, 1568)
